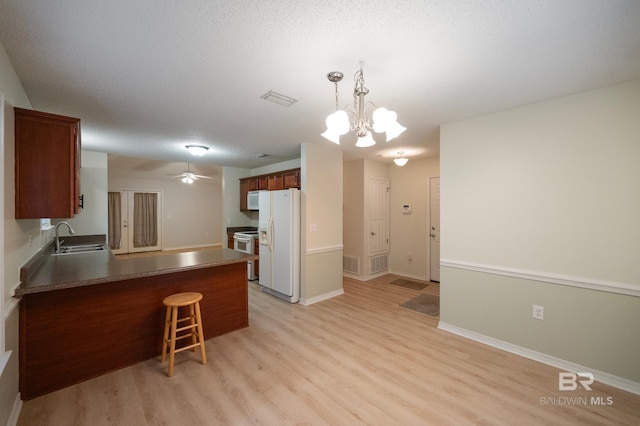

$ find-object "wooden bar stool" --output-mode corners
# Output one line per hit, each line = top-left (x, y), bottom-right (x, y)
(161, 292), (207, 377)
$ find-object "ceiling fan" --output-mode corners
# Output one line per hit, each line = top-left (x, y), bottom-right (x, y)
(166, 163), (212, 184)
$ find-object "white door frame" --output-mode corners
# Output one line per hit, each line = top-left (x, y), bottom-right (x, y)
(429, 177), (441, 282)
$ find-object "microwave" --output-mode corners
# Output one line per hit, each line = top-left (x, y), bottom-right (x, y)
(247, 190), (261, 211)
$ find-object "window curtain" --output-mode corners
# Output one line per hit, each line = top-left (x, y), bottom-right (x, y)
(107, 192), (122, 250)
(133, 192), (158, 248)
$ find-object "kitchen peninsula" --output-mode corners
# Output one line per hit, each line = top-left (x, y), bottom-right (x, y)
(16, 239), (257, 400)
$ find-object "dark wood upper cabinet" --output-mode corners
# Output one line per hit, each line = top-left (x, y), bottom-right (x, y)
(14, 108), (81, 219)
(239, 168), (300, 211)
(283, 169), (300, 189)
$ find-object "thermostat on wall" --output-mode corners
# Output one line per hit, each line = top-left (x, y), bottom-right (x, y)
(402, 204), (412, 214)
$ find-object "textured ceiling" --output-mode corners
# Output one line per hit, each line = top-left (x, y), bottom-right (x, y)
(1, 0), (640, 170)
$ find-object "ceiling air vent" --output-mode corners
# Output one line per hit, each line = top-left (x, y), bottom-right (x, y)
(260, 90), (298, 107)
(253, 153), (268, 159)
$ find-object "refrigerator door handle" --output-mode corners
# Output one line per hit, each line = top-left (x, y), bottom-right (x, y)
(268, 216), (274, 252)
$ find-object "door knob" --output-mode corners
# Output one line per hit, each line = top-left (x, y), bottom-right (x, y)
(430, 233), (436, 237)
(371, 232), (376, 236)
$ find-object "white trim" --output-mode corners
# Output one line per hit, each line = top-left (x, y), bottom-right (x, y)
(4, 295), (19, 319)
(441, 259), (640, 297)
(7, 392), (22, 426)
(299, 288), (345, 306)
(0, 350), (11, 378)
(342, 271), (388, 282)
(306, 244), (343, 255)
(438, 322), (640, 396)
(0, 92), (5, 354)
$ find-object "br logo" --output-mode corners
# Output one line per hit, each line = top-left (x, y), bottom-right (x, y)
(558, 372), (594, 391)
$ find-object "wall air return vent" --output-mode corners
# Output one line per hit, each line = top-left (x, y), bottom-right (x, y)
(343, 255), (360, 275)
(370, 254), (388, 274)
(260, 90), (298, 107)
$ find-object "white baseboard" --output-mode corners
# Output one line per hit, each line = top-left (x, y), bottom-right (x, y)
(342, 271), (388, 282)
(438, 321), (640, 396)
(299, 288), (344, 306)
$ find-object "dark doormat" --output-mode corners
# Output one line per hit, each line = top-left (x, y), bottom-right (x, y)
(390, 278), (428, 290)
(400, 294), (440, 316)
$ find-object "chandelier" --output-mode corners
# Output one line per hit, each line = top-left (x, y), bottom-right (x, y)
(321, 67), (406, 147)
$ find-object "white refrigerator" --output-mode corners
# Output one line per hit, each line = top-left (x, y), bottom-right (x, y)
(258, 189), (300, 303)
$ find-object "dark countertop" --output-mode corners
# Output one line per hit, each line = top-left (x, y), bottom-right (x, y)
(226, 226), (257, 235)
(16, 236), (258, 296)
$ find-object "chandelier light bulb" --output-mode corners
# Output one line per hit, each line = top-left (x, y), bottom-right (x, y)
(384, 118), (407, 141)
(355, 132), (376, 148)
(321, 110), (350, 144)
(327, 110), (350, 134)
(320, 128), (342, 144)
(372, 107), (391, 133)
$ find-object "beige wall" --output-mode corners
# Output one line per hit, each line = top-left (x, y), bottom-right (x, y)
(343, 160), (365, 272)
(388, 157), (440, 280)
(1, 39), (32, 425)
(58, 150), (109, 235)
(440, 79), (640, 385)
(221, 166), (254, 232)
(108, 175), (222, 250)
(300, 142), (343, 302)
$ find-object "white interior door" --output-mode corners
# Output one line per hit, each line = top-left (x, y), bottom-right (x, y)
(368, 177), (389, 255)
(429, 177), (440, 282)
(108, 189), (162, 254)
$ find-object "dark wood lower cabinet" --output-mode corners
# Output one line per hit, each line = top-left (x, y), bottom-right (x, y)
(19, 263), (248, 400)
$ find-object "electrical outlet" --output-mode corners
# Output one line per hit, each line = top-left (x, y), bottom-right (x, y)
(28, 234), (33, 247)
(533, 305), (544, 320)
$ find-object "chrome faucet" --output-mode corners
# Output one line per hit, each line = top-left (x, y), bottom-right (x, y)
(55, 221), (76, 253)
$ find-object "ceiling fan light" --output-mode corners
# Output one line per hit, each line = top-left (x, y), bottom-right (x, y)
(185, 144), (209, 156)
(355, 132), (376, 148)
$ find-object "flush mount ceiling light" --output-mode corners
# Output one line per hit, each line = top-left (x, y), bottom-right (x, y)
(393, 151), (409, 166)
(321, 67), (406, 147)
(185, 144), (209, 156)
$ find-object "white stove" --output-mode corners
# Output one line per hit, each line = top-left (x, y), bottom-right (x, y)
(233, 231), (259, 280)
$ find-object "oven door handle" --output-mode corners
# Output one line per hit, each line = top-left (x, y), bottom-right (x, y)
(234, 236), (252, 244)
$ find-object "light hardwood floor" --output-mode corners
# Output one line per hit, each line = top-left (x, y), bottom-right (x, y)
(17, 274), (640, 425)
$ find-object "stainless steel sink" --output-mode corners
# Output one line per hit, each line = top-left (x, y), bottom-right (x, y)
(52, 243), (107, 256)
